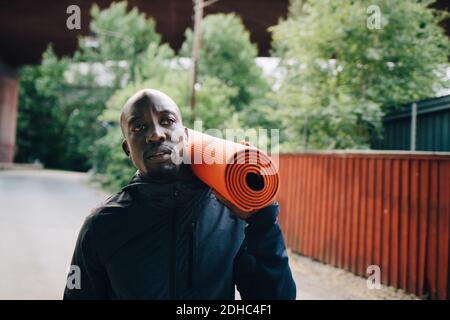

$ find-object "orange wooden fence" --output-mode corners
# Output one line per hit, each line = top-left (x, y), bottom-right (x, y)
(276, 151), (450, 299)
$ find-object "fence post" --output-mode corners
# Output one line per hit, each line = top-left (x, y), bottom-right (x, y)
(410, 102), (417, 151)
(303, 116), (308, 150)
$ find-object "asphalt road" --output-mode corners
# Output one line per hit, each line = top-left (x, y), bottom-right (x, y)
(0, 169), (107, 299)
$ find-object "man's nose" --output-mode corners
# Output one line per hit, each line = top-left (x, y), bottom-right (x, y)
(145, 126), (165, 144)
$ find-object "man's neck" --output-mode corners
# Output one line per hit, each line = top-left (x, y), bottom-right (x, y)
(139, 164), (197, 184)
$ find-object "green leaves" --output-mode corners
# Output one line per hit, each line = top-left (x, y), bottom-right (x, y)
(77, 2), (160, 63)
(16, 1), (164, 172)
(269, 0), (450, 150)
(181, 13), (268, 110)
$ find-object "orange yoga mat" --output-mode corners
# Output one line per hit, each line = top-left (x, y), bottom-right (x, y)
(184, 128), (279, 213)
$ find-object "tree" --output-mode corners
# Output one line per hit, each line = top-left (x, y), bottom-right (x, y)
(16, 1), (168, 171)
(15, 53), (68, 168)
(74, 1), (161, 82)
(181, 13), (268, 110)
(270, 0), (450, 150)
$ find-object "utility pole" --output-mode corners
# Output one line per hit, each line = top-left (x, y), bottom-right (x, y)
(190, 0), (204, 111)
(190, 0), (219, 111)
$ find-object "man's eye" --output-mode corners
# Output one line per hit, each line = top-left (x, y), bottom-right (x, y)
(132, 124), (146, 132)
(160, 118), (175, 126)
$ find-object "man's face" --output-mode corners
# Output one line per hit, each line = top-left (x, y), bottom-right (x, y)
(121, 90), (184, 181)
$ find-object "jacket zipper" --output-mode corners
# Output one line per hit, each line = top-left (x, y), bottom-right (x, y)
(189, 220), (196, 289)
(170, 209), (177, 299)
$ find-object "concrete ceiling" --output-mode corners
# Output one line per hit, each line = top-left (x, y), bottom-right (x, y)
(0, 0), (288, 67)
(0, 0), (448, 68)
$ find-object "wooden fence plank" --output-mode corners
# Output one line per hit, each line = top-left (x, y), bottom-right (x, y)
(382, 159), (392, 285)
(408, 160), (419, 295)
(344, 158), (354, 271)
(374, 159), (384, 280)
(366, 159), (375, 274)
(356, 158), (367, 275)
(400, 159), (410, 291)
(305, 156), (314, 257)
(351, 158), (361, 274)
(418, 161), (429, 296)
(390, 159), (401, 289)
(438, 161), (449, 299)
(338, 157), (347, 268)
(427, 161), (438, 299)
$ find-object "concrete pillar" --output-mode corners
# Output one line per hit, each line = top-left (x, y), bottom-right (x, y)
(0, 64), (18, 163)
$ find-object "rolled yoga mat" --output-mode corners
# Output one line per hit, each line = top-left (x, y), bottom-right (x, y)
(184, 128), (280, 213)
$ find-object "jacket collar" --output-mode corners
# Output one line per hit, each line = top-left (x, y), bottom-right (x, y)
(121, 171), (209, 206)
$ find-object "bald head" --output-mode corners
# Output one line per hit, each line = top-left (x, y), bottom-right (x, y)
(120, 89), (182, 135)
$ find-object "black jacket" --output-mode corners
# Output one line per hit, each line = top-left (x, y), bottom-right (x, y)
(63, 173), (296, 300)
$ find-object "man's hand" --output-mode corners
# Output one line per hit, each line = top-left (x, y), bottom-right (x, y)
(212, 190), (255, 220)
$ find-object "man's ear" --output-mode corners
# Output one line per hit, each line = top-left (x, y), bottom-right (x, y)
(184, 127), (189, 143)
(122, 139), (131, 158)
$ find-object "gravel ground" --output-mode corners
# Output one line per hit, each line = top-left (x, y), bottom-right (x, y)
(288, 251), (420, 300)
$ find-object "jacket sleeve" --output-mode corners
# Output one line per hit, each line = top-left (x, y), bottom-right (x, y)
(232, 203), (296, 300)
(63, 215), (109, 300)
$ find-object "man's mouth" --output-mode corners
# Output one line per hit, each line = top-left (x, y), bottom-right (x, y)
(145, 148), (173, 161)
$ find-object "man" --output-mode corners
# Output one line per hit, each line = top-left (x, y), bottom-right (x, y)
(63, 89), (296, 299)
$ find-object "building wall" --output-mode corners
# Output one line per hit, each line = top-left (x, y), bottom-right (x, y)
(373, 95), (450, 151)
(0, 68), (18, 163)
